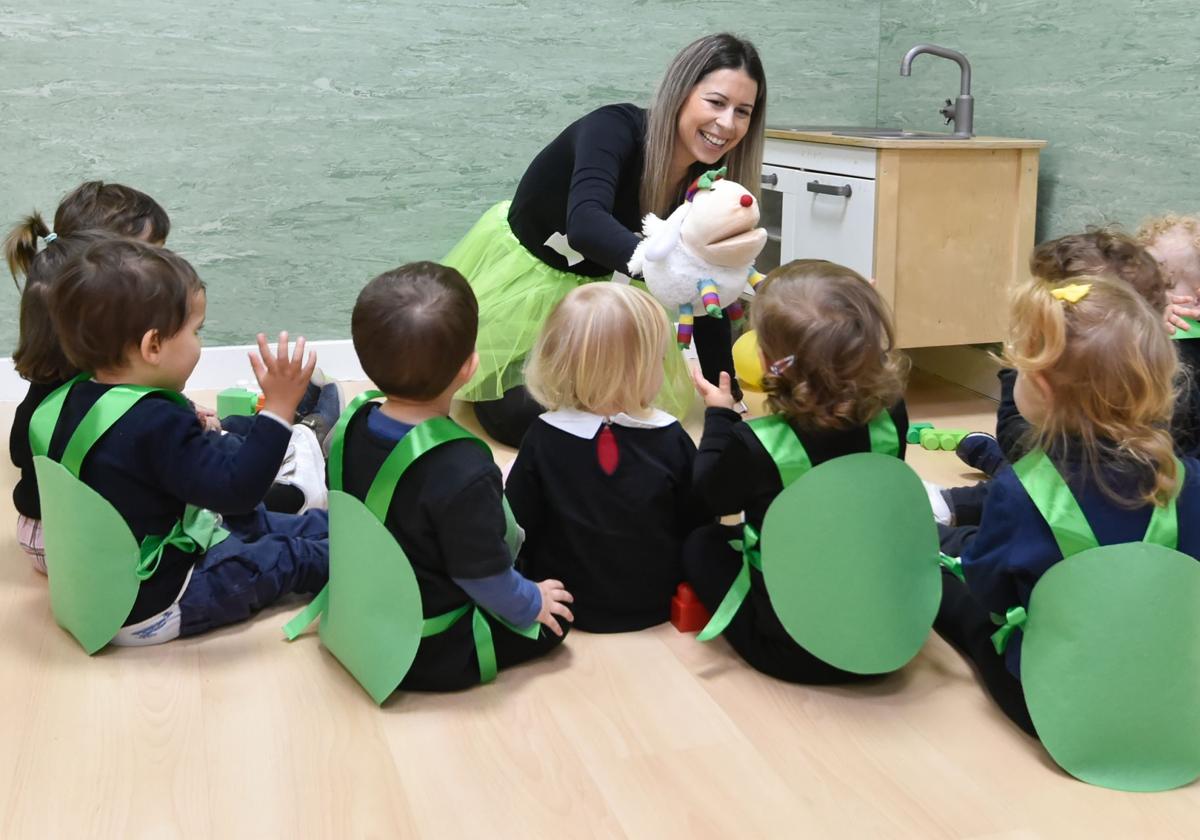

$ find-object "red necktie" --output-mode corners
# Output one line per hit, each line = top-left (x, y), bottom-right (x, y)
(596, 423), (619, 475)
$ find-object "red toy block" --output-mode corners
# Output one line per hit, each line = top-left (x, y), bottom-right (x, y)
(671, 583), (712, 633)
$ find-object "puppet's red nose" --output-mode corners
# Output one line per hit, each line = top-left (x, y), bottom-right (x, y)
(740, 194), (753, 207)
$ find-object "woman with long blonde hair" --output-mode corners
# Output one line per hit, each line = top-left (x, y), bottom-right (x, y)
(443, 33), (768, 446)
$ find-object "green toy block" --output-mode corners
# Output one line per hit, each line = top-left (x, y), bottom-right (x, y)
(906, 422), (935, 444)
(1170, 315), (1200, 341)
(217, 387), (259, 420)
(919, 428), (970, 451)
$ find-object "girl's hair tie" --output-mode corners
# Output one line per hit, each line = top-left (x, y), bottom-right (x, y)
(43, 232), (58, 245)
(1050, 282), (1091, 304)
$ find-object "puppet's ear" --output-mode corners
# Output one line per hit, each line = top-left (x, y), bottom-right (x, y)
(644, 203), (688, 262)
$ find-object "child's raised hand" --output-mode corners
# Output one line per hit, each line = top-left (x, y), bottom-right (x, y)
(1165, 295), (1200, 335)
(690, 364), (736, 410)
(535, 578), (574, 637)
(249, 331), (317, 420)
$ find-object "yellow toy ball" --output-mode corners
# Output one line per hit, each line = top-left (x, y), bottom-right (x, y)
(732, 329), (765, 392)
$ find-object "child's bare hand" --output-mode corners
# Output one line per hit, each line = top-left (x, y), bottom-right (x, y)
(248, 331), (317, 419)
(1165, 296), (1200, 335)
(195, 404), (222, 432)
(535, 578), (574, 636)
(691, 365), (736, 410)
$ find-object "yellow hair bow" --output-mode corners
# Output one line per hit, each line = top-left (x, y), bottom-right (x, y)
(1050, 283), (1092, 304)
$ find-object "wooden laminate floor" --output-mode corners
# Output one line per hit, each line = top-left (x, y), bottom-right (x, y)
(1, 371), (1196, 838)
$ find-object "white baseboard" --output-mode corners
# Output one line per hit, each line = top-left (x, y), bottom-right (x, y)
(907, 345), (1001, 400)
(0, 338), (365, 401)
(1, 339), (999, 404)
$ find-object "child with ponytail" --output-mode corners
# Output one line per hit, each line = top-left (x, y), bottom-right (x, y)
(5, 182), (170, 571)
(936, 274), (1200, 734)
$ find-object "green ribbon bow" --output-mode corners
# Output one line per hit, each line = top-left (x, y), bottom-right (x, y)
(990, 605), (1028, 654)
(697, 166), (728, 191)
(938, 553), (965, 583)
(696, 524), (761, 642)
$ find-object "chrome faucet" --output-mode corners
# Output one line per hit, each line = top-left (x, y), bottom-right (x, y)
(900, 44), (974, 138)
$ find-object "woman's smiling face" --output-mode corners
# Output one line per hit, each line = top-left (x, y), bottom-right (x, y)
(673, 67), (758, 169)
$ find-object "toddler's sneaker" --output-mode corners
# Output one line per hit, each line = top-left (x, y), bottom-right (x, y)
(293, 368), (332, 423)
(298, 378), (345, 453)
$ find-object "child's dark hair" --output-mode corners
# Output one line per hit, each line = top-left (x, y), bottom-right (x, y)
(11, 229), (117, 382)
(50, 239), (204, 373)
(1029, 227), (1167, 312)
(352, 261), (478, 400)
(753, 259), (909, 429)
(5, 181), (170, 287)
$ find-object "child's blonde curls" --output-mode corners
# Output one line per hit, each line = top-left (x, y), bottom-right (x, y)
(1006, 274), (1180, 508)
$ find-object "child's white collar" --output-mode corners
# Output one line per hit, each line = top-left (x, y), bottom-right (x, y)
(539, 407), (678, 439)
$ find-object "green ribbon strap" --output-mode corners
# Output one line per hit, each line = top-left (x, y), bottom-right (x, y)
(291, 400), (535, 684)
(991, 605), (1028, 654)
(696, 412), (902, 642)
(1143, 459), (1184, 548)
(284, 588), (538, 685)
(27, 377), (223, 581)
(28, 373), (89, 458)
(326, 390), (385, 492)
(938, 552), (965, 582)
(993, 451), (1185, 652)
(867, 410), (902, 458)
(283, 585), (330, 640)
(696, 524), (761, 642)
(29, 375), (192, 469)
(137, 505), (230, 580)
(746, 415), (813, 489)
(1012, 450), (1101, 559)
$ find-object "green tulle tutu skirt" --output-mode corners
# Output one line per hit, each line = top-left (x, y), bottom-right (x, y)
(442, 201), (694, 419)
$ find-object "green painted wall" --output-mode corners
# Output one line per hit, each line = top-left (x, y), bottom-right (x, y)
(2, 2), (1192, 352)
(0, 1), (879, 349)
(877, 0), (1200, 243)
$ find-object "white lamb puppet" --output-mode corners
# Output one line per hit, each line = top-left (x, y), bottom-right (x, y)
(627, 167), (768, 347)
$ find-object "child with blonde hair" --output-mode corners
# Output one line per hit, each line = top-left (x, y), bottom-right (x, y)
(949, 228), (1200, 528)
(936, 274), (1200, 734)
(1136, 213), (1200, 312)
(683, 259), (910, 682)
(505, 282), (705, 632)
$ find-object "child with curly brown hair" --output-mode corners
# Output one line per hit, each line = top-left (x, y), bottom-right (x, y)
(683, 259), (910, 683)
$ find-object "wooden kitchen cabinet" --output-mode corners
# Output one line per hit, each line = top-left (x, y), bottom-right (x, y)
(756, 130), (1046, 348)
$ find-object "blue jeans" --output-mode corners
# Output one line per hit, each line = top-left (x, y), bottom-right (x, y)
(179, 507), (329, 636)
